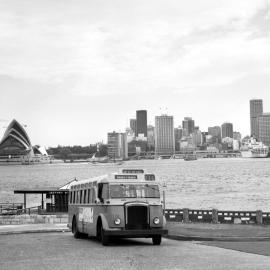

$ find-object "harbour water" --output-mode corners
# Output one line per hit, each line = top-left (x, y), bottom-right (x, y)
(1, 158), (270, 211)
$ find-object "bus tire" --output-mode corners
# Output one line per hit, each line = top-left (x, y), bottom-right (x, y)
(101, 227), (109, 246)
(152, 235), (162, 245)
(72, 216), (81, 239)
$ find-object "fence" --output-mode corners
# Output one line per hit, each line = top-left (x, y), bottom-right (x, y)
(165, 209), (270, 225)
(0, 203), (23, 215)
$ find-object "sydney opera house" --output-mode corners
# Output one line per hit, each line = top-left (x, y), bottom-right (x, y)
(0, 119), (52, 164)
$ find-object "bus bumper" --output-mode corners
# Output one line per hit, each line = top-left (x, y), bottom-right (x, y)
(103, 228), (168, 238)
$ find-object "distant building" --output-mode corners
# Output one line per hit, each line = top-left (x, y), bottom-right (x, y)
(182, 117), (195, 136)
(201, 132), (208, 145)
(174, 127), (183, 151)
(250, 99), (263, 138)
(0, 119), (50, 164)
(128, 139), (147, 156)
(155, 115), (175, 155)
(147, 125), (155, 151)
(233, 132), (242, 141)
(258, 113), (270, 146)
(136, 110), (147, 137)
(130, 119), (136, 133)
(191, 128), (202, 147)
(208, 126), (221, 143)
(0, 119), (32, 156)
(221, 122), (233, 138)
(107, 131), (128, 160)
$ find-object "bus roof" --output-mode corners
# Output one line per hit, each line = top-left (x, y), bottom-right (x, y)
(70, 170), (157, 190)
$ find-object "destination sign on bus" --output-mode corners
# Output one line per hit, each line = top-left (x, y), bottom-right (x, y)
(114, 174), (138, 180)
(122, 169), (144, 174)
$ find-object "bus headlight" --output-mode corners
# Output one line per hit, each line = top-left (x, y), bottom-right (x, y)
(153, 217), (160, 225)
(114, 218), (121, 225)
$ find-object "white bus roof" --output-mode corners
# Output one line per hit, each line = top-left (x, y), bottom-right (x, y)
(70, 170), (157, 189)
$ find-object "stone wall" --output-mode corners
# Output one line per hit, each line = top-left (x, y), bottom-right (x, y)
(0, 214), (68, 225)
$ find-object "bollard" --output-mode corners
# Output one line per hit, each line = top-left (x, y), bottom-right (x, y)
(183, 208), (189, 223)
(212, 209), (218, 224)
(256, 210), (263, 225)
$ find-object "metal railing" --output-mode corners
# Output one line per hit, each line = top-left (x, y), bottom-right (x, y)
(0, 203), (24, 215)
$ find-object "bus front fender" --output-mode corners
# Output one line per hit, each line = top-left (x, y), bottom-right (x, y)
(98, 214), (109, 230)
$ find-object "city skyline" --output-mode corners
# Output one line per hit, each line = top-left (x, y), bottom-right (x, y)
(1, 0), (270, 146)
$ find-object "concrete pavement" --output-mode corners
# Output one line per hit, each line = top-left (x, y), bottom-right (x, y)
(1, 232), (270, 270)
(0, 222), (270, 242)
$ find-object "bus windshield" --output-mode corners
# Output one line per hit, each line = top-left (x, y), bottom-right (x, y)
(110, 184), (160, 198)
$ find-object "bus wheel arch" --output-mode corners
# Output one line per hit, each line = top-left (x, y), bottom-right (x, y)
(96, 216), (109, 246)
(72, 215), (81, 239)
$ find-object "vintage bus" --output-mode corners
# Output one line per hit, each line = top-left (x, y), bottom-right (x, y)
(68, 169), (168, 245)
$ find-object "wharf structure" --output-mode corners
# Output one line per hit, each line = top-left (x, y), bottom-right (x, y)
(0, 119), (52, 164)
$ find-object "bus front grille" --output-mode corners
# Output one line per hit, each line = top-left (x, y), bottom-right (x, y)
(126, 205), (148, 230)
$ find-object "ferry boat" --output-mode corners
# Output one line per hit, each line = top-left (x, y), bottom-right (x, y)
(0, 154), (53, 165)
(240, 139), (269, 158)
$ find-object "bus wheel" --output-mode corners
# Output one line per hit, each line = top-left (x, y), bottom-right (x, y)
(101, 227), (109, 246)
(72, 217), (81, 239)
(152, 235), (162, 245)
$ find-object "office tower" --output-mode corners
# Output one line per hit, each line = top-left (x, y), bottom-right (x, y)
(258, 113), (270, 146)
(208, 126), (221, 143)
(201, 132), (208, 145)
(221, 122), (233, 138)
(182, 117), (195, 136)
(155, 115), (175, 155)
(250, 99), (263, 138)
(107, 132), (128, 160)
(147, 125), (155, 150)
(136, 110), (147, 137)
(191, 128), (202, 147)
(129, 119), (136, 134)
(174, 127), (183, 151)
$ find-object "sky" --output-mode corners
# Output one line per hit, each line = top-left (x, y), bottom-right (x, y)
(0, 0), (270, 147)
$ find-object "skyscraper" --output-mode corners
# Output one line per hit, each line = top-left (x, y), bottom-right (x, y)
(129, 119), (136, 134)
(250, 99), (263, 138)
(208, 126), (221, 143)
(155, 115), (175, 155)
(136, 110), (147, 137)
(147, 125), (155, 150)
(258, 113), (270, 146)
(174, 126), (183, 151)
(221, 122), (233, 138)
(107, 131), (128, 160)
(182, 117), (195, 136)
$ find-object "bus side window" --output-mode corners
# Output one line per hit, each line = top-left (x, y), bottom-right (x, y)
(73, 191), (76, 204)
(92, 188), (96, 203)
(69, 192), (72, 204)
(98, 184), (103, 203)
(83, 189), (87, 204)
(87, 189), (91, 203)
(80, 190), (83, 204)
(76, 191), (79, 204)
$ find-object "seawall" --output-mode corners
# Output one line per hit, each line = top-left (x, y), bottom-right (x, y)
(0, 214), (68, 225)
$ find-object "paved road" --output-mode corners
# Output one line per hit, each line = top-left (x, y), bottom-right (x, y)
(1, 232), (270, 270)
